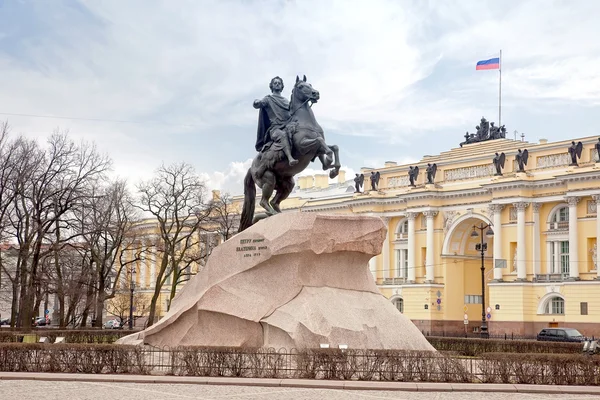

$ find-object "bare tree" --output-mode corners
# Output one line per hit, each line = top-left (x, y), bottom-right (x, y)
(209, 192), (239, 241)
(135, 162), (213, 327)
(8, 132), (111, 329)
(74, 179), (140, 327)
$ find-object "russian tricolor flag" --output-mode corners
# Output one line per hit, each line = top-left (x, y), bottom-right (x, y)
(476, 57), (500, 70)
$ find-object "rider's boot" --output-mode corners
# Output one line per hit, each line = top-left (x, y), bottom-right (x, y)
(282, 138), (298, 166)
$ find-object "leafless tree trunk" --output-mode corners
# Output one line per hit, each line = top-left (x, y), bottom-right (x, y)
(136, 162), (213, 327)
(209, 192), (239, 242)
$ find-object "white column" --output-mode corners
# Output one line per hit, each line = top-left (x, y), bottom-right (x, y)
(532, 203), (542, 276)
(594, 195), (600, 279)
(382, 217), (391, 279)
(407, 212), (417, 283)
(424, 211), (437, 282)
(490, 204), (504, 280)
(514, 202), (528, 280)
(567, 196), (580, 279)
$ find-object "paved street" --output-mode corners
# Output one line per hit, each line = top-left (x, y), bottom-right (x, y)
(1, 380), (600, 400)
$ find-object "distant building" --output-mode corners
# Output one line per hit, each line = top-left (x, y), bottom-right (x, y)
(251, 136), (600, 337)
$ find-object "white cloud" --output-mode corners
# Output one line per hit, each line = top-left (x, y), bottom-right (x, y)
(0, 0), (598, 196)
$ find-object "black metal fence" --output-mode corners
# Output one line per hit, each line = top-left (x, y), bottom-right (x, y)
(1, 344), (599, 385)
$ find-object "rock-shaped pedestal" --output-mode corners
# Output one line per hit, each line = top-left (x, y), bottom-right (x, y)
(118, 213), (434, 351)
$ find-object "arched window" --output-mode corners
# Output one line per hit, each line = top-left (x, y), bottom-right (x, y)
(543, 296), (565, 315)
(549, 206), (569, 230)
(395, 219), (409, 240)
(392, 298), (404, 313)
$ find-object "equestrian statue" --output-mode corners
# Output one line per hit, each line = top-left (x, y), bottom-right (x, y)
(238, 75), (341, 232)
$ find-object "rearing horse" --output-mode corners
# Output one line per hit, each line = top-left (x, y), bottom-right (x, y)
(238, 75), (341, 232)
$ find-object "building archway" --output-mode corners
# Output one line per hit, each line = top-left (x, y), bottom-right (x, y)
(443, 213), (493, 256)
(441, 213), (494, 327)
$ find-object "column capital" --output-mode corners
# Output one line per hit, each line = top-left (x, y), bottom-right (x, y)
(513, 202), (529, 212)
(592, 194), (600, 203)
(532, 202), (542, 213)
(423, 210), (438, 219)
(406, 211), (418, 221)
(380, 216), (391, 224)
(488, 204), (504, 215)
(566, 196), (580, 207)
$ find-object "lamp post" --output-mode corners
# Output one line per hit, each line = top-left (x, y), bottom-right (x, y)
(470, 223), (494, 339)
(128, 267), (136, 330)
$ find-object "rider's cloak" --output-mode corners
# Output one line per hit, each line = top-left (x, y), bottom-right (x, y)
(255, 94), (290, 152)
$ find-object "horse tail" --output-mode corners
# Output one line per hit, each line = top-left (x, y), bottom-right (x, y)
(238, 168), (256, 232)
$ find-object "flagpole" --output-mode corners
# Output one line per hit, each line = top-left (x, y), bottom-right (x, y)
(499, 49), (502, 128)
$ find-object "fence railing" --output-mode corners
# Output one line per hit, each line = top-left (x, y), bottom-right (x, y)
(1, 344), (599, 385)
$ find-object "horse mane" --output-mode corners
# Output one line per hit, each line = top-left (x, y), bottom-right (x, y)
(289, 84), (300, 113)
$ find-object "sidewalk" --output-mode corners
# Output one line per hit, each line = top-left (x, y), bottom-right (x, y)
(1, 372), (599, 395)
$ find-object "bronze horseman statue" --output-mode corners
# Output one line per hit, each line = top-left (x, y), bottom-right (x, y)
(239, 75), (341, 232)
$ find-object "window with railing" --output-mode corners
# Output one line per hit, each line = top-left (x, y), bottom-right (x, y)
(395, 219), (409, 240)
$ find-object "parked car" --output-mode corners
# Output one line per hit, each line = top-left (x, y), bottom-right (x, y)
(103, 319), (123, 329)
(536, 328), (585, 342)
(32, 316), (50, 327)
(0, 317), (10, 326)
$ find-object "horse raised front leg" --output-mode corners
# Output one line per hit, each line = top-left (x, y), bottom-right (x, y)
(259, 170), (277, 216)
(327, 144), (341, 179)
(315, 138), (334, 170)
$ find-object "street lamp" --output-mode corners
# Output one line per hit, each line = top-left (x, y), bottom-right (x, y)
(129, 267), (136, 330)
(470, 223), (494, 339)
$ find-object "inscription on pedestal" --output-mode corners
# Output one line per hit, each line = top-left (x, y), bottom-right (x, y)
(236, 238), (268, 258)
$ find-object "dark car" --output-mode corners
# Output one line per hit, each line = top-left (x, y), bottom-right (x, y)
(536, 328), (585, 342)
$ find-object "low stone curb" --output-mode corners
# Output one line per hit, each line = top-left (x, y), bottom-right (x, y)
(1, 372), (600, 395)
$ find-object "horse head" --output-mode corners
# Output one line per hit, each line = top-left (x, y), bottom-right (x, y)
(293, 75), (320, 105)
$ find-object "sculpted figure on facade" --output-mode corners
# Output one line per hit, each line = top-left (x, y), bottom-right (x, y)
(408, 166), (419, 187)
(354, 173), (364, 193)
(516, 149), (529, 172)
(370, 171), (380, 191)
(426, 163), (437, 184)
(568, 140), (583, 166)
(595, 138), (600, 163)
(493, 152), (506, 176)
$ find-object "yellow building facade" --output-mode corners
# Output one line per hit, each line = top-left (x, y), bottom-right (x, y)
(274, 136), (600, 337)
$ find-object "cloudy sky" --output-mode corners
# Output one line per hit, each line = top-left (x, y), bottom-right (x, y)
(0, 0), (599, 195)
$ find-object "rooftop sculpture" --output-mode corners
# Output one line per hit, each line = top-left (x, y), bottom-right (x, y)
(460, 116), (506, 147)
